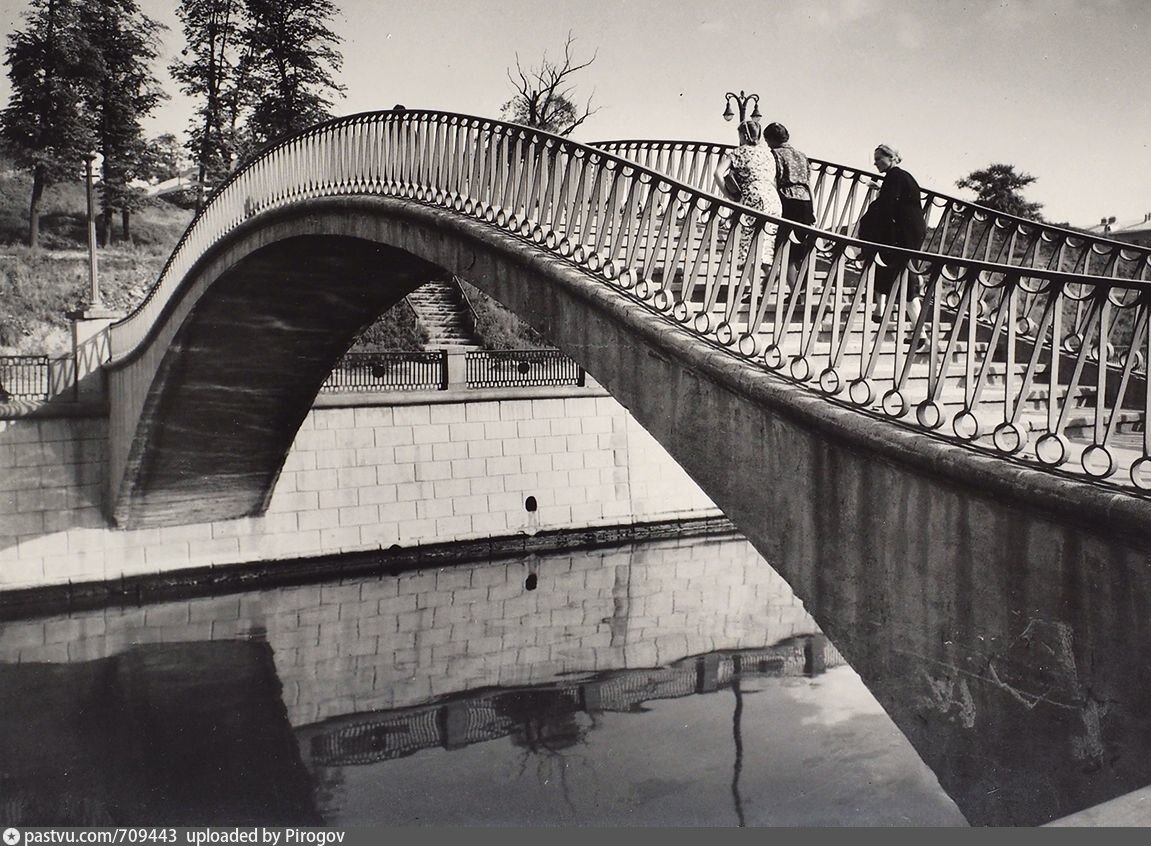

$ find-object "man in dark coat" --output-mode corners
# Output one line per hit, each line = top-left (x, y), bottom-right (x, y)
(858, 144), (927, 325)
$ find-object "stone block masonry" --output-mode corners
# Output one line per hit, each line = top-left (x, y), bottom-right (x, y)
(0, 388), (719, 593)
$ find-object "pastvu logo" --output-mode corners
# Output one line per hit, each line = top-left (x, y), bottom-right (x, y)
(3, 828), (20, 845)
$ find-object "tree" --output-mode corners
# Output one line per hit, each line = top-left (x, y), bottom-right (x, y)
(1, 0), (100, 247)
(140, 133), (186, 182)
(956, 163), (1044, 221)
(239, 0), (345, 153)
(82, 0), (166, 244)
(171, 0), (248, 212)
(500, 32), (598, 136)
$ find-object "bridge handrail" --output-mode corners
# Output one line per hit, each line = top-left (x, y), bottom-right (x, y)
(591, 139), (1151, 282)
(109, 108), (1151, 492)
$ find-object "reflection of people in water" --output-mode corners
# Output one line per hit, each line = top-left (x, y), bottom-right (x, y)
(496, 688), (590, 754)
(495, 688), (592, 812)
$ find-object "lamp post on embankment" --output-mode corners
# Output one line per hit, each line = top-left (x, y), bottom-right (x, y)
(67, 151), (121, 401)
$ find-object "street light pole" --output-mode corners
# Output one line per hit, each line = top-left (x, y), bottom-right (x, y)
(722, 90), (762, 124)
(84, 152), (101, 309)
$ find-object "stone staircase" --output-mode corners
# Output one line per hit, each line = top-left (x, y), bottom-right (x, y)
(407, 279), (482, 350)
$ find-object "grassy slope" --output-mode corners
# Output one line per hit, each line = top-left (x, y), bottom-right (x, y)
(0, 167), (193, 354)
(0, 162), (541, 356)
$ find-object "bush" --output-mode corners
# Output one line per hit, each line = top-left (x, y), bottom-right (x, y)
(350, 298), (429, 350)
(458, 279), (551, 350)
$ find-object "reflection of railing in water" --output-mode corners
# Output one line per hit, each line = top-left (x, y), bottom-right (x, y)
(303, 638), (843, 767)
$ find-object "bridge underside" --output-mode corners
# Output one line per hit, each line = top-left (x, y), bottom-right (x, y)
(113, 234), (439, 527)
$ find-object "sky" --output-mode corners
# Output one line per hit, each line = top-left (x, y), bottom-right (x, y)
(1, 0), (1148, 228)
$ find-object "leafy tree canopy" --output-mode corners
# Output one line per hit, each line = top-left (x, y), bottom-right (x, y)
(956, 163), (1044, 221)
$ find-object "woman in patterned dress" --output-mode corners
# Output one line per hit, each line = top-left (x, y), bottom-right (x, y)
(713, 119), (782, 274)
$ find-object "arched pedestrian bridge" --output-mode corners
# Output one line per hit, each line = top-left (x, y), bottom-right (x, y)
(106, 108), (1151, 526)
(100, 108), (1151, 825)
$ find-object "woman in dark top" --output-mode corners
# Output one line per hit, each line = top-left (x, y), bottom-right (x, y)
(858, 144), (926, 324)
(765, 122), (815, 283)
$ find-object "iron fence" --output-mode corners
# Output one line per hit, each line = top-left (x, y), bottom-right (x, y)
(466, 349), (584, 389)
(0, 355), (50, 401)
(320, 351), (445, 392)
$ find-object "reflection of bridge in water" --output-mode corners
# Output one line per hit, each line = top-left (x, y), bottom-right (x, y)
(299, 638), (841, 767)
(85, 109), (1151, 825)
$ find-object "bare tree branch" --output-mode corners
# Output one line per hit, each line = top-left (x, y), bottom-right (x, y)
(499, 31), (598, 136)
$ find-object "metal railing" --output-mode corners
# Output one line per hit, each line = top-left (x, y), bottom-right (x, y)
(106, 109), (1151, 491)
(0, 354), (76, 400)
(0, 355), (50, 400)
(465, 348), (584, 389)
(320, 351), (446, 392)
(592, 140), (1151, 282)
(318, 348), (585, 392)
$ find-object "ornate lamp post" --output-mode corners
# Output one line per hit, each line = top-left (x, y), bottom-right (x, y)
(83, 151), (102, 309)
(68, 150), (118, 401)
(722, 90), (762, 124)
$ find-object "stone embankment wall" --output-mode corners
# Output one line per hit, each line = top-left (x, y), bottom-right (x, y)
(0, 389), (719, 593)
(0, 535), (812, 727)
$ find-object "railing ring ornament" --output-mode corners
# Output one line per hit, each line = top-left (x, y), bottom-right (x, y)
(881, 389), (908, 418)
(789, 355), (811, 382)
(1081, 444), (1116, 479)
(1130, 457), (1151, 491)
(848, 378), (873, 406)
(915, 400), (943, 430)
(738, 333), (759, 358)
(693, 312), (712, 334)
(634, 279), (652, 300)
(952, 409), (981, 441)
(818, 367), (842, 396)
(992, 421), (1028, 455)
(715, 321), (735, 346)
(763, 343), (784, 370)
(652, 287), (674, 312)
(671, 300), (690, 323)
(1034, 432), (1069, 466)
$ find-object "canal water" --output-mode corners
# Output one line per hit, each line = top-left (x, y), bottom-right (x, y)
(0, 533), (967, 827)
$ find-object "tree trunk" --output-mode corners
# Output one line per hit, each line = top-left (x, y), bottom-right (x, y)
(28, 165), (45, 248)
(121, 208), (131, 243)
